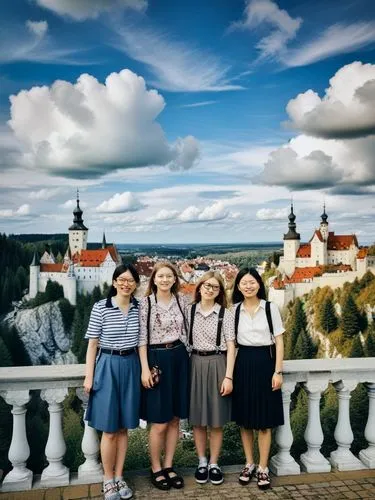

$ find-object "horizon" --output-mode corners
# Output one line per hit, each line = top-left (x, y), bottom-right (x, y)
(0, 0), (374, 244)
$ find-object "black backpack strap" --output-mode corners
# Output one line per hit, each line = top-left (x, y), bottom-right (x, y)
(147, 295), (151, 345)
(234, 302), (241, 345)
(189, 303), (197, 347)
(216, 306), (225, 350)
(265, 301), (274, 344)
(175, 294), (188, 335)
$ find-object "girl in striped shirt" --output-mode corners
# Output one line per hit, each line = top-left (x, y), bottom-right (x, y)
(84, 264), (141, 500)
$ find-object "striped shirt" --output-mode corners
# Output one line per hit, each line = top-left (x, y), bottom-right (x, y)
(85, 296), (140, 350)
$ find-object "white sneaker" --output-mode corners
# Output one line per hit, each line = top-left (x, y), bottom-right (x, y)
(116, 479), (133, 500)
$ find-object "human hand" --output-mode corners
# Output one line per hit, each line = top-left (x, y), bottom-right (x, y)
(141, 368), (154, 389)
(220, 377), (233, 396)
(272, 373), (283, 391)
(83, 376), (93, 394)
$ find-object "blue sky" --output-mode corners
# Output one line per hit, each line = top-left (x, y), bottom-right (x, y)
(0, 0), (374, 244)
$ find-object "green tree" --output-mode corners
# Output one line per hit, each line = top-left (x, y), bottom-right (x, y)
(285, 298), (306, 359)
(290, 388), (308, 459)
(44, 280), (64, 302)
(293, 329), (318, 359)
(349, 335), (364, 358)
(341, 294), (361, 339)
(320, 296), (338, 333)
(366, 323), (375, 356)
(0, 337), (13, 367)
(58, 298), (75, 332)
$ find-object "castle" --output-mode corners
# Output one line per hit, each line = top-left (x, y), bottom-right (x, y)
(29, 194), (121, 305)
(268, 205), (375, 309)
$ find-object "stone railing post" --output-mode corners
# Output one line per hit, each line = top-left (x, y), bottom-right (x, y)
(76, 388), (103, 482)
(270, 381), (300, 475)
(330, 380), (365, 470)
(300, 380), (331, 473)
(359, 383), (375, 468)
(40, 388), (69, 486)
(0, 390), (32, 492)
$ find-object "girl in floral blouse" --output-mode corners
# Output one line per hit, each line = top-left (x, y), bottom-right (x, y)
(138, 262), (190, 492)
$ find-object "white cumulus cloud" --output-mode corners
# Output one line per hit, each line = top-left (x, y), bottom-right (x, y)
(286, 61), (375, 139)
(178, 202), (229, 223)
(8, 69), (200, 178)
(35, 0), (147, 20)
(0, 204), (31, 218)
(256, 207), (289, 220)
(96, 192), (144, 213)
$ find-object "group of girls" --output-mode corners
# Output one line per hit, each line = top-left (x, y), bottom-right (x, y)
(83, 261), (285, 500)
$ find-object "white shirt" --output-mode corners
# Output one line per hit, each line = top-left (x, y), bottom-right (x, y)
(236, 300), (285, 347)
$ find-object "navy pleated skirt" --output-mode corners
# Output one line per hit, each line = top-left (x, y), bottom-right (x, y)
(232, 345), (284, 430)
(140, 342), (189, 423)
(86, 350), (141, 433)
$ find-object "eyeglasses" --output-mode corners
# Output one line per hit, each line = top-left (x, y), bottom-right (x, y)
(116, 278), (136, 285)
(202, 282), (220, 292)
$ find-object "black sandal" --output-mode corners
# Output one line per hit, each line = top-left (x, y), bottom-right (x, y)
(150, 470), (170, 490)
(163, 467), (184, 489)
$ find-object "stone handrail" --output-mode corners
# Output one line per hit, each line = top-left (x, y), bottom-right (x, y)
(0, 358), (374, 492)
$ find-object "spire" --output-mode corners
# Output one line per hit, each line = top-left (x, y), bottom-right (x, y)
(31, 251), (40, 266)
(321, 203), (328, 224)
(102, 231), (107, 249)
(69, 190), (88, 231)
(283, 202), (300, 240)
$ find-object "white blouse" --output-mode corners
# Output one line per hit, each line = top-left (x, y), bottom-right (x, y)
(236, 299), (285, 347)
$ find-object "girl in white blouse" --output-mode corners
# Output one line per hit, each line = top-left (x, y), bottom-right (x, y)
(231, 267), (284, 491)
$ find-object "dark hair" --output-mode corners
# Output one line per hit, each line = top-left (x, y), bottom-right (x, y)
(107, 264), (140, 300)
(194, 271), (227, 307)
(231, 267), (266, 304)
(145, 261), (180, 296)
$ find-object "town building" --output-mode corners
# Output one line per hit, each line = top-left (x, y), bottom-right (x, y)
(29, 194), (121, 305)
(269, 205), (375, 309)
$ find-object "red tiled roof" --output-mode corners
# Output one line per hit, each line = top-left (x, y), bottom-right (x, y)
(327, 233), (358, 250)
(134, 261), (154, 277)
(310, 230), (324, 242)
(286, 266), (323, 283)
(296, 244), (311, 258)
(272, 279), (285, 289)
(180, 263), (193, 273)
(40, 263), (64, 272)
(357, 248), (368, 259)
(180, 283), (196, 296)
(73, 248), (116, 267)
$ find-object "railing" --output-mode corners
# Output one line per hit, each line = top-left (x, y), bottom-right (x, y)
(0, 359), (374, 492)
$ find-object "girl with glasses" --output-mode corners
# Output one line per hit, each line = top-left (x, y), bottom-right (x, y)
(231, 268), (284, 491)
(138, 262), (190, 491)
(83, 264), (141, 500)
(188, 271), (235, 486)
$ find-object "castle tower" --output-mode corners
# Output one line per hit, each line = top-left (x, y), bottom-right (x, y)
(29, 252), (40, 298)
(102, 231), (107, 249)
(68, 190), (88, 255)
(320, 204), (329, 241)
(64, 263), (77, 306)
(282, 203), (300, 276)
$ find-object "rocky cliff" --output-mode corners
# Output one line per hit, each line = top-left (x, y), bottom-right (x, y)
(4, 302), (77, 365)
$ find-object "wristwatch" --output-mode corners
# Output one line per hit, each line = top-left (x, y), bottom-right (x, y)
(274, 371), (283, 375)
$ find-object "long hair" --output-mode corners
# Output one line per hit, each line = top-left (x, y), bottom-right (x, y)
(194, 271), (227, 307)
(231, 267), (266, 304)
(145, 261), (180, 296)
(107, 264), (140, 300)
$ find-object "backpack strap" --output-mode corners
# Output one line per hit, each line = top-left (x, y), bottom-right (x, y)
(265, 301), (274, 344)
(146, 295), (151, 345)
(234, 302), (241, 345)
(188, 303), (197, 347)
(216, 306), (225, 350)
(175, 294), (188, 335)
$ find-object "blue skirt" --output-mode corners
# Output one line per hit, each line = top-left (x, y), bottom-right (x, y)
(140, 343), (189, 423)
(232, 345), (284, 430)
(86, 350), (141, 433)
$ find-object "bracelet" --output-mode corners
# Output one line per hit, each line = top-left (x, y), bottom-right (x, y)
(225, 376), (233, 381)
(274, 371), (283, 375)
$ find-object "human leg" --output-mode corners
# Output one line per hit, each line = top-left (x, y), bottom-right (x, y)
(193, 426), (208, 484)
(163, 417), (184, 489)
(238, 428), (256, 485)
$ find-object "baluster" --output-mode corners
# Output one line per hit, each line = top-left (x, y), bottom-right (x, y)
(330, 380), (365, 470)
(76, 388), (103, 482)
(359, 383), (375, 468)
(269, 380), (300, 475)
(40, 388), (69, 486)
(300, 380), (331, 472)
(0, 390), (32, 492)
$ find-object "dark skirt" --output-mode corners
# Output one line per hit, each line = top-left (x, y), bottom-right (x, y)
(232, 345), (284, 430)
(189, 353), (231, 427)
(140, 342), (189, 423)
(86, 350), (141, 433)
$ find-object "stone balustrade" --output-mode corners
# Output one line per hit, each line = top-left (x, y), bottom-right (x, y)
(0, 358), (374, 492)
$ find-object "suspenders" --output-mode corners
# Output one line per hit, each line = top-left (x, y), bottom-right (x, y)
(146, 294), (188, 345)
(189, 303), (225, 351)
(234, 301), (275, 346)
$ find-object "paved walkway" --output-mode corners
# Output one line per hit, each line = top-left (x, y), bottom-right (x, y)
(1, 468), (375, 500)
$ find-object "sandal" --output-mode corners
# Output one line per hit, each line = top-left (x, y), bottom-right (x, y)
(150, 470), (170, 491)
(257, 468), (271, 490)
(238, 464), (255, 485)
(163, 467), (184, 489)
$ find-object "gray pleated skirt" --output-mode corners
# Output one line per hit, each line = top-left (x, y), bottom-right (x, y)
(189, 353), (231, 428)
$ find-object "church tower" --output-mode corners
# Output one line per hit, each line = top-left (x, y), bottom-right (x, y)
(68, 191), (88, 255)
(29, 252), (40, 299)
(282, 203), (300, 276)
(320, 204), (329, 241)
